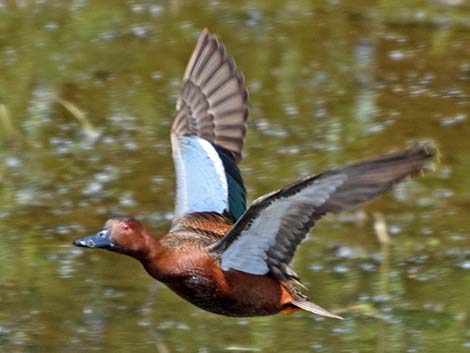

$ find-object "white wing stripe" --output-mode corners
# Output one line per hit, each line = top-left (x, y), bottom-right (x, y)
(173, 136), (228, 219)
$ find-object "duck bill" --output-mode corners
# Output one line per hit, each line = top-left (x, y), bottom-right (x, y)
(73, 228), (114, 250)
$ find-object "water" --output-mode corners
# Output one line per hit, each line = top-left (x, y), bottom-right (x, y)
(1, 1), (469, 352)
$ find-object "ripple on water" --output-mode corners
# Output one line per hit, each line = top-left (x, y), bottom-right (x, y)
(82, 181), (103, 196)
(459, 261), (470, 270)
(388, 50), (406, 61)
(333, 264), (350, 274)
(4, 156), (22, 168)
(440, 114), (467, 126)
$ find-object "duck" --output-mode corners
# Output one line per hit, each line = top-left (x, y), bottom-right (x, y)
(73, 29), (434, 318)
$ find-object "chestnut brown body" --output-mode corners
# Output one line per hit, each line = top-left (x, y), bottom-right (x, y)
(141, 220), (296, 316)
(73, 29), (433, 319)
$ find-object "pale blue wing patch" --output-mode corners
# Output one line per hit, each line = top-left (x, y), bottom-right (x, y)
(172, 135), (228, 219)
(219, 174), (347, 274)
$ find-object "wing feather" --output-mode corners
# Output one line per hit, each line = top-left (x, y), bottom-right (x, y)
(211, 146), (434, 281)
(171, 29), (248, 221)
(173, 29), (248, 159)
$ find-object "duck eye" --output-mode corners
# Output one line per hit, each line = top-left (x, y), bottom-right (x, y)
(98, 230), (107, 238)
(122, 225), (129, 232)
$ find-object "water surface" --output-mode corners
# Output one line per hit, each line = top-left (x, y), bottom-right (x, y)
(1, 1), (469, 353)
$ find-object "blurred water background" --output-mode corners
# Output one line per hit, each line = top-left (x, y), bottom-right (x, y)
(0, 1), (469, 352)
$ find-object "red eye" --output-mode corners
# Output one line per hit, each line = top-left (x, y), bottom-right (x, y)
(122, 225), (129, 231)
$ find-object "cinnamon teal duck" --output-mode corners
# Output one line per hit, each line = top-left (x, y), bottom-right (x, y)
(73, 29), (434, 318)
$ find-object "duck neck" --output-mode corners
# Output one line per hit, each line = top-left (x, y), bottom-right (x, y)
(137, 228), (168, 281)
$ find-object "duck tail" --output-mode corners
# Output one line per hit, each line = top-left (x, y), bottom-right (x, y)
(290, 299), (343, 319)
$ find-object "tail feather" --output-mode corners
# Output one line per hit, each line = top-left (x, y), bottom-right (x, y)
(291, 299), (343, 320)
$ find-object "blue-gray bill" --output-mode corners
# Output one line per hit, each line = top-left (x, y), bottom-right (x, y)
(73, 228), (114, 249)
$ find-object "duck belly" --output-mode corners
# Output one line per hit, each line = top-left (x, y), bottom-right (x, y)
(162, 270), (289, 317)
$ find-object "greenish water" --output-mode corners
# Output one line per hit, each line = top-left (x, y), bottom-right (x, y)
(1, 1), (469, 353)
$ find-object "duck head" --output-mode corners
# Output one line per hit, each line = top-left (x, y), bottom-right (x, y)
(73, 217), (152, 258)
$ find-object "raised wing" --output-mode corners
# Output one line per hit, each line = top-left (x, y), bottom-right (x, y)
(171, 29), (248, 222)
(210, 146), (434, 282)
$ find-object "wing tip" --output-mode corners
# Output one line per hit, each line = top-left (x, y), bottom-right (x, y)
(389, 142), (438, 177)
(404, 142), (436, 162)
(177, 28), (249, 161)
(413, 141), (439, 171)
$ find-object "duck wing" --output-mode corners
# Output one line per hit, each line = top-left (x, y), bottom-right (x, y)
(210, 146), (434, 282)
(171, 29), (248, 222)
